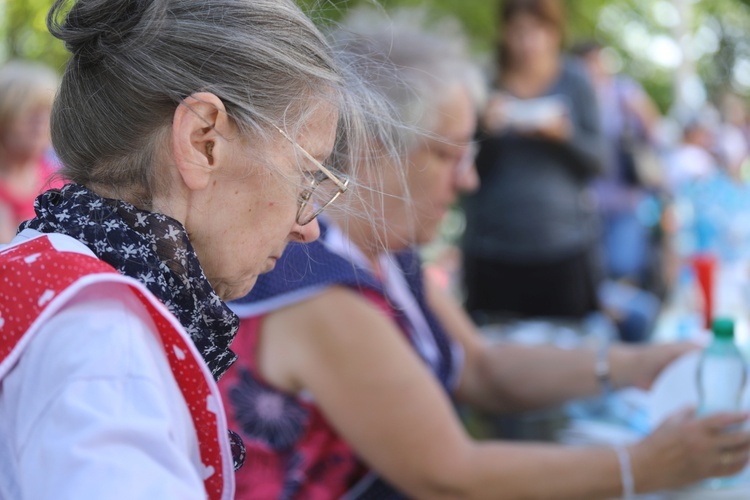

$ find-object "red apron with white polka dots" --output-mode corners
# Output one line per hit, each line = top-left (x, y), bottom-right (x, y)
(0, 234), (233, 499)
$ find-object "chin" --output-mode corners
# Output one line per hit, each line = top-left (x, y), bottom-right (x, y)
(217, 276), (259, 302)
(262, 259), (278, 273)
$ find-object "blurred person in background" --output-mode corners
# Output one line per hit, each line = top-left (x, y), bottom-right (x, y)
(716, 92), (750, 180)
(218, 9), (750, 499)
(667, 104), (750, 267)
(0, 0), (391, 497)
(572, 41), (664, 342)
(657, 109), (722, 291)
(572, 40), (662, 288)
(665, 108), (719, 192)
(462, 0), (605, 324)
(0, 60), (61, 243)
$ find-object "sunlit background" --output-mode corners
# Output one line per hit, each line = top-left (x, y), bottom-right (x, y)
(3, 0), (750, 117)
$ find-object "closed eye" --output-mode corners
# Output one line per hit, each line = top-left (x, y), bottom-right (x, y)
(301, 169), (329, 188)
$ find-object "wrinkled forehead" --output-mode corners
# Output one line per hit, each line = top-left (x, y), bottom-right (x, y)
(263, 102), (340, 184)
(301, 108), (340, 160)
(429, 85), (477, 144)
(280, 100), (340, 163)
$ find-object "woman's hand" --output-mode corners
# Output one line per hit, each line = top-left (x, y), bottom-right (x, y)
(630, 408), (750, 492)
(483, 93), (571, 141)
(611, 342), (698, 390)
(528, 113), (571, 142)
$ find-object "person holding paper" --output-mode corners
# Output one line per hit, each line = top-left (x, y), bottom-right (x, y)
(462, 0), (605, 323)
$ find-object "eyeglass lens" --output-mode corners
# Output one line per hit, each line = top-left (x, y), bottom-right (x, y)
(297, 174), (347, 225)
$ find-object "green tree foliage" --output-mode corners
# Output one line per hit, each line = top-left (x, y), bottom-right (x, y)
(0, 0), (612, 73)
(297, 0), (609, 53)
(4, 0), (750, 111)
(1, 0), (68, 71)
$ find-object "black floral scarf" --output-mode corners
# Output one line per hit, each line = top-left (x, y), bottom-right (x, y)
(21, 183), (239, 380)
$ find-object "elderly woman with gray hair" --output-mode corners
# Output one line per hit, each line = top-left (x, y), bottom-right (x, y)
(219, 9), (750, 500)
(0, 0), (394, 498)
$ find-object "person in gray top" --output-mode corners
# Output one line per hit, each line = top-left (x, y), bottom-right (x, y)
(462, 0), (605, 321)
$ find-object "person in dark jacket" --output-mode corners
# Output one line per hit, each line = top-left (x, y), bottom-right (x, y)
(462, 0), (605, 322)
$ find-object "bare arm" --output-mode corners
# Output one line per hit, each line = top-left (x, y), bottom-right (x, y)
(256, 287), (749, 499)
(424, 273), (694, 413)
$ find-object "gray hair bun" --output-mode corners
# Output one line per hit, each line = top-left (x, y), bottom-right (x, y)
(47, 0), (160, 65)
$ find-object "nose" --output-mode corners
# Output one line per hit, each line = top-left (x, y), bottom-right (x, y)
(454, 161), (480, 194)
(290, 217), (321, 243)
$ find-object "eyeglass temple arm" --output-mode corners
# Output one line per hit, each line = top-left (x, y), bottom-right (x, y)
(274, 125), (349, 191)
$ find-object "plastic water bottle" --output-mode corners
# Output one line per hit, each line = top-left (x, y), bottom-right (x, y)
(697, 318), (746, 415)
(697, 318), (747, 489)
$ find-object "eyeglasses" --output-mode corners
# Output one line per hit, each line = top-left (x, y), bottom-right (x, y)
(274, 126), (350, 226)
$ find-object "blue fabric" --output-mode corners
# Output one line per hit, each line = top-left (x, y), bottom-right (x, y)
(234, 226), (383, 306)
(391, 250), (459, 391)
(601, 210), (650, 280)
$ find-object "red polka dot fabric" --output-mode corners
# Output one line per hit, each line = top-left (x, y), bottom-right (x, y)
(0, 235), (230, 499)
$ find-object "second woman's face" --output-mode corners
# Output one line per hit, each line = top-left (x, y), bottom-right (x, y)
(190, 104), (339, 301)
(378, 84), (478, 249)
(503, 13), (561, 65)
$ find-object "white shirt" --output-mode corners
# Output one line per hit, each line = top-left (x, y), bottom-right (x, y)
(0, 231), (206, 499)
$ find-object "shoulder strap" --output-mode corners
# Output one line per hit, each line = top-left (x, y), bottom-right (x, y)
(0, 235), (233, 499)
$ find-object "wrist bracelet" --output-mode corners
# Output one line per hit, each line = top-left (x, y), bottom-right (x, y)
(613, 445), (635, 500)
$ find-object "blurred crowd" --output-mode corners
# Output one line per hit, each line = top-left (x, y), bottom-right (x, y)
(446, 0), (750, 346)
(4, 0), (750, 498)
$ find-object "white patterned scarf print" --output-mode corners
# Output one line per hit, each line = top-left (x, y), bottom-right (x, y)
(21, 183), (239, 380)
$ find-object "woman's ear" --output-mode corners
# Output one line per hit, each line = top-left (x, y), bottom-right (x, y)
(171, 92), (233, 191)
